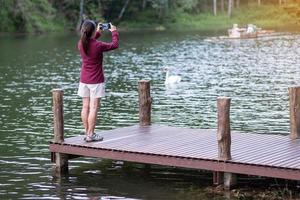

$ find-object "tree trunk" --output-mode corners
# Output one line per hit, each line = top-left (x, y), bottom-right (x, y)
(228, 0), (233, 17)
(221, 0), (225, 13)
(258, 0), (261, 6)
(98, 0), (102, 16)
(142, 0), (147, 10)
(76, 0), (84, 32)
(13, 0), (24, 17)
(158, 0), (168, 20)
(165, 0), (169, 15)
(236, 0), (240, 8)
(118, 0), (130, 22)
(203, 0), (209, 12)
(213, 0), (217, 16)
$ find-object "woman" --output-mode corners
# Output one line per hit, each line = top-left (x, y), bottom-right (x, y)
(77, 20), (119, 142)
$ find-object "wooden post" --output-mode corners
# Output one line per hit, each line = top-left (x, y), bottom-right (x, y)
(217, 97), (231, 160)
(52, 89), (68, 176)
(224, 172), (237, 189)
(289, 87), (300, 140)
(138, 80), (151, 126)
(213, 171), (223, 185)
(217, 97), (236, 189)
(53, 89), (64, 143)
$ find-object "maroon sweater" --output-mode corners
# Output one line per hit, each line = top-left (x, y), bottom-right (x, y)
(78, 30), (119, 84)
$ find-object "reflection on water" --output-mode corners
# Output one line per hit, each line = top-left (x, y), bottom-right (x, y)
(1, 31), (300, 199)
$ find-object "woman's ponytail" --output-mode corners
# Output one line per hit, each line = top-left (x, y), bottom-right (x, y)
(80, 20), (96, 55)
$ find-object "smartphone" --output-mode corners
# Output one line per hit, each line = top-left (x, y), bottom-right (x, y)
(100, 23), (111, 30)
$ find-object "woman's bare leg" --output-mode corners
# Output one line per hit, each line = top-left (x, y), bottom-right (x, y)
(87, 98), (100, 136)
(81, 97), (90, 135)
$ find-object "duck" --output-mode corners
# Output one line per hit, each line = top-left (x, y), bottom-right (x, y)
(164, 67), (182, 85)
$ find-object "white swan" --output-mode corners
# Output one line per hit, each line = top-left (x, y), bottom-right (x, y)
(164, 68), (181, 85)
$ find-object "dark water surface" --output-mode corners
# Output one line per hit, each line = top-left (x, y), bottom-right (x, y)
(1, 30), (300, 199)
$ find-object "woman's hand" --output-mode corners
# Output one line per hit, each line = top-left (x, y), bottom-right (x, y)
(96, 23), (103, 33)
(109, 23), (117, 32)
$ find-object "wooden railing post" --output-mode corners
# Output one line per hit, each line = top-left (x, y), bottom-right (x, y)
(289, 86), (300, 140)
(217, 97), (236, 189)
(52, 89), (68, 176)
(138, 80), (151, 126)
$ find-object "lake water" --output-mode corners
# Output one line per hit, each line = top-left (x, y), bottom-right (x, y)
(1, 30), (300, 199)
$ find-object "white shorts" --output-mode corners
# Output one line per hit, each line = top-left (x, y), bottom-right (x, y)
(77, 82), (105, 98)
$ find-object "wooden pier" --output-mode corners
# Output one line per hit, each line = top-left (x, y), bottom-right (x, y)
(49, 81), (300, 189)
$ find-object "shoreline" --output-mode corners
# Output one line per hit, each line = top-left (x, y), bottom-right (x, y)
(1, 24), (300, 38)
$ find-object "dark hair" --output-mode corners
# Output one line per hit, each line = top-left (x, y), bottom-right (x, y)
(80, 20), (96, 55)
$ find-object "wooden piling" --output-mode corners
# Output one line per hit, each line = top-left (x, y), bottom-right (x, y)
(52, 89), (68, 176)
(217, 97), (232, 160)
(289, 86), (300, 140)
(217, 97), (236, 189)
(53, 89), (64, 143)
(138, 80), (151, 126)
(213, 171), (223, 185)
(224, 172), (237, 189)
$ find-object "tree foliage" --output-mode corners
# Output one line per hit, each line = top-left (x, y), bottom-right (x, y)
(0, 0), (298, 33)
(0, 0), (56, 32)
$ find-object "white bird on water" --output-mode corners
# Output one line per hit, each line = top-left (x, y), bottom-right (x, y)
(164, 67), (182, 85)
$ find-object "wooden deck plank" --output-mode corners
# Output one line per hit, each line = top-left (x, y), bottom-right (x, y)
(232, 139), (300, 165)
(133, 134), (216, 155)
(50, 124), (300, 180)
(99, 127), (187, 149)
(250, 146), (300, 164)
(233, 142), (297, 162)
(231, 134), (289, 153)
(121, 131), (215, 153)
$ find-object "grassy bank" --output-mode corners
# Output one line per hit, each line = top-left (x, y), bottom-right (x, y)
(119, 4), (299, 32)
